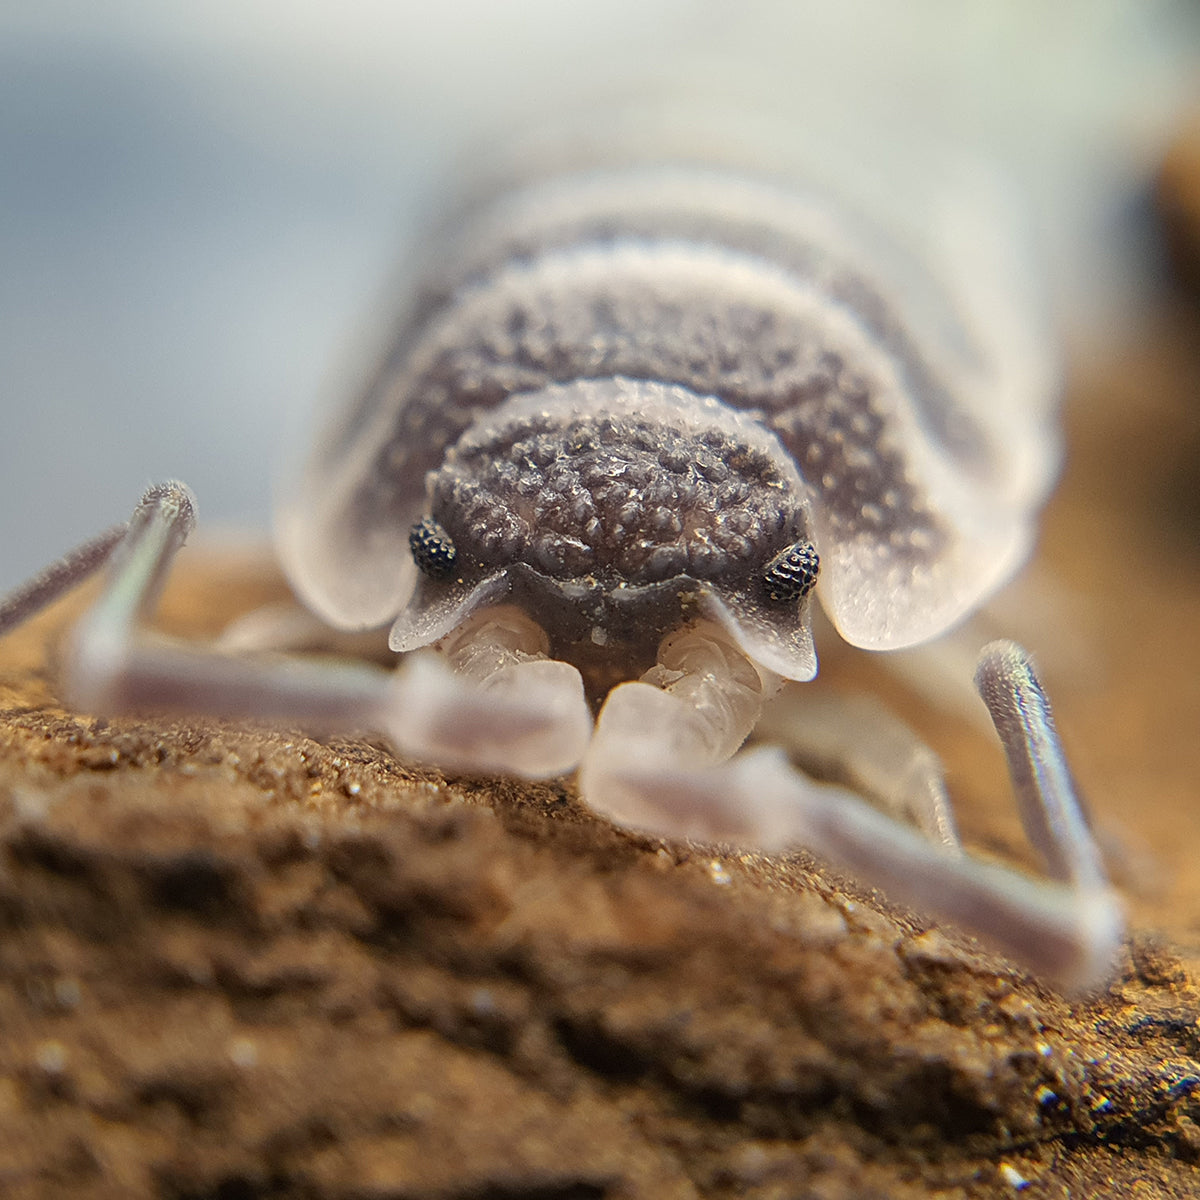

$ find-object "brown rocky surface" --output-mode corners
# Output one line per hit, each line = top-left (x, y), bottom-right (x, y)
(3, 297), (1200, 1198)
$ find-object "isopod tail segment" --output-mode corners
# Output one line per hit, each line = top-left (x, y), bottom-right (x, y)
(0, 483), (1122, 994)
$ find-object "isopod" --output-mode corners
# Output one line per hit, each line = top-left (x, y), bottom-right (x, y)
(0, 147), (1122, 991)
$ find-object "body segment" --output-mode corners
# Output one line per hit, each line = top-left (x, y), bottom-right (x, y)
(280, 163), (1059, 670)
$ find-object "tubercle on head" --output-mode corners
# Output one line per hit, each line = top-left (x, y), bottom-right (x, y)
(408, 513), (821, 607)
(392, 379), (825, 685)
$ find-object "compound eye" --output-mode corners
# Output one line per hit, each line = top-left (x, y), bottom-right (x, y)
(762, 540), (820, 603)
(409, 517), (458, 578)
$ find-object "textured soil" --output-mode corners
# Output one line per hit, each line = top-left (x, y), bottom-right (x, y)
(4, 250), (1200, 1198)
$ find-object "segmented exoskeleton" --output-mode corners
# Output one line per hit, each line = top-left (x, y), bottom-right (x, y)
(0, 144), (1121, 992)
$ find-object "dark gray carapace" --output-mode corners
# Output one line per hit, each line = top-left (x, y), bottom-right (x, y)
(279, 160), (1059, 683)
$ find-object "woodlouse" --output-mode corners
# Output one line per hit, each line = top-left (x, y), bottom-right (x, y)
(0, 147), (1121, 991)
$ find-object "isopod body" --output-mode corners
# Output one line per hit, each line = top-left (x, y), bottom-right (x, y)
(0, 145), (1122, 991)
(280, 160), (1059, 690)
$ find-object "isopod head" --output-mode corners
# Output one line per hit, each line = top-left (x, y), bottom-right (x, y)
(387, 378), (822, 685)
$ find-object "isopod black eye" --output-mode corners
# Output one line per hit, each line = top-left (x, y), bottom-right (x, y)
(409, 517), (458, 578)
(762, 540), (820, 603)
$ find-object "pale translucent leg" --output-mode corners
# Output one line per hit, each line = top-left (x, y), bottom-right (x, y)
(215, 600), (393, 662)
(1, 482), (591, 779)
(0, 522), (128, 638)
(431, 603), (594, 777)
(580, 625), (1122, 992)
(216, 601), (344, 654)
(754, 687), (960, 850)
(578, 621), (779, 842)
(973, 641), (1105, 890)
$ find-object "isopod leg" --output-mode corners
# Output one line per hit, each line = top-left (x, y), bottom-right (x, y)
(973, 640), (1106, 890)
(215, 600), (347, 654)
(61, 483), (589, 779)
(429, 604), (593, 777)
(754, 687), (960, 850)
(579, 622), (775, 843)
(581, 629), (1122, 992)
(0, 522), (128, 638)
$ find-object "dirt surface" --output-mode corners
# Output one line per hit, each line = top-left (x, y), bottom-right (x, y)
(4, 290), (1200, 1198)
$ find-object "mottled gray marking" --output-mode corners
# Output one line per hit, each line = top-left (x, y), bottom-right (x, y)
(429, 404), (804, 587)
(335, 168), (988, 474)
(361, 241), (948, 570)
(281, 159), (1051, 653)
(385, 377), (818, 683)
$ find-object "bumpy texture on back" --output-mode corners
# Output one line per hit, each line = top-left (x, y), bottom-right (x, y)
(279, 163), (1057, 661)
